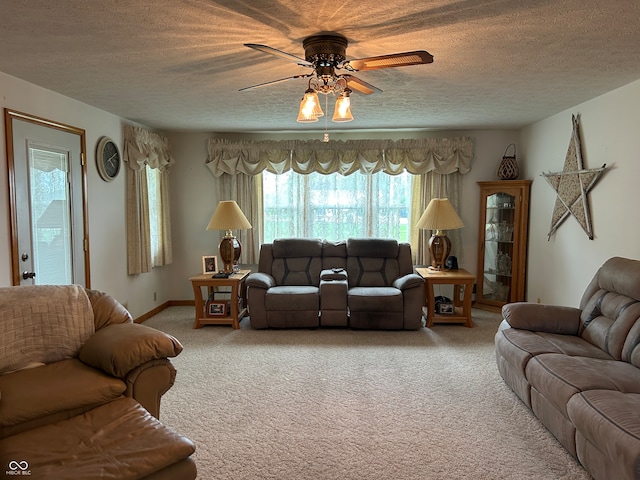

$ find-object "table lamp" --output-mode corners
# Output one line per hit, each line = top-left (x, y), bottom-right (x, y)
(206, 200), (252, 273)
(416, 198), (464, 270)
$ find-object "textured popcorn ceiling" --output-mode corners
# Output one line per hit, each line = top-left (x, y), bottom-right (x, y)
(1, 0), (639, 132)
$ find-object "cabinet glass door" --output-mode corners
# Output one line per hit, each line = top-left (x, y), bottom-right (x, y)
(482, 192), (516, 303)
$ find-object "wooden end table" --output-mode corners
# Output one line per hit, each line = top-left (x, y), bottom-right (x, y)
(415, 267), (476, 328)
(189, 270), (250, 329)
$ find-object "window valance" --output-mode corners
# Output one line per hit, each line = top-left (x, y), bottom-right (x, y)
(124, 126), (175, 171)
(206, 137), (473, 177)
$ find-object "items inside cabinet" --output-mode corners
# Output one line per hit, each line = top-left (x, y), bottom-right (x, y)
(476, 181), (531, 310)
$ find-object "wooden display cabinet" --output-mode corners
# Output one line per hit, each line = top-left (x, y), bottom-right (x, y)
(476, 180), (531, 311)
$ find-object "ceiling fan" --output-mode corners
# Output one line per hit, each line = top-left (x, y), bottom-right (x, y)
(240, 33), (433, 123)
(240, 33), (433, 94)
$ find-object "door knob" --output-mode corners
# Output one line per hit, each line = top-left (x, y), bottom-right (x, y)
(22, 271), (36, 280)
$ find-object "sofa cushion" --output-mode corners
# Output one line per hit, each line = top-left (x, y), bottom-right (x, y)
(266, 286), (319, 311)
(346, 239), (401, 287)
(348, 286), (403, 312)
(272, 238), (323, 258)
(525, 353), (640, 418)
(567, 390), (640, 479)
(346, 238), (399, 258)
(0, 397), (196, 480)
(85, 289), (132, 330)
(270, 239), (324, 287)
(0, 358), (125, 437)
(577, 257), (640, 362)
(322, 240), (347, 270)
(579, 289), (640, 361)
(0, 285), (95, 374)
(496, 327), (612, 376)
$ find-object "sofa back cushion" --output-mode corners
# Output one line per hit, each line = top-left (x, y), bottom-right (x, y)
(322, 240), (347, 270)
(0, 285), (95, 374)
(85, 289), (133, 330)
(346, 238), (402, 288)
(268, 238), (323, 287)
(578, 257), (640, 364)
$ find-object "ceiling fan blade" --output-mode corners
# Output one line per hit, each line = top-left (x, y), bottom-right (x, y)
(343, 75), (382, 95)
(239, 74), (312, 92)
(344, 50), (433, 71)
(244, 43), (314, 67)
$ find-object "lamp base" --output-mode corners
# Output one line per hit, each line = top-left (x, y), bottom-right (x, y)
(428, 231), (451, 271)
(219, 235), (241, 273)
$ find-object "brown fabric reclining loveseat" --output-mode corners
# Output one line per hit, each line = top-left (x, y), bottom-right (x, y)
(246, 238), (424, 330)
(495, 257), (640, 480)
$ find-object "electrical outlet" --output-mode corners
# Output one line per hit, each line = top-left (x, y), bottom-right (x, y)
(153, 292), (157, 301)
(536, 297), (541, 304)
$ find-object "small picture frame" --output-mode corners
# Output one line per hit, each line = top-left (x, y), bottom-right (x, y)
(438, 303), (455, 314)
(207, 302), (226, 317)
(202, 255), (218, 274)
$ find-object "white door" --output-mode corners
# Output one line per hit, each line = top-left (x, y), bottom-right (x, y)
(5, 109), (90, 286)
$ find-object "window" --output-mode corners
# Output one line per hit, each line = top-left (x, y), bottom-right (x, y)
(145, 165), (162, 267)
(124, 125), (174, 274)
(263, 170), (412, 242)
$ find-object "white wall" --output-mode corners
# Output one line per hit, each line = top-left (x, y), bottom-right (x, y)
(521, 78), (640, 306)
(0, 72), (172, 317)
(166, 129), (520, 301)
(5, 69), (639, 316)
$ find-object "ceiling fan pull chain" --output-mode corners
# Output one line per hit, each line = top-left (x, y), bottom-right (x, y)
(323, 94), (330, 142)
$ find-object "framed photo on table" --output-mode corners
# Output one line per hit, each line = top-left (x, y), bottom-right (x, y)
(207, 302), (227, 317)
(202, 256), (218, 274)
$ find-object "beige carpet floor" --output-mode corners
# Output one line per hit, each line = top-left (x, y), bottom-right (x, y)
(145, 307), (591, 480)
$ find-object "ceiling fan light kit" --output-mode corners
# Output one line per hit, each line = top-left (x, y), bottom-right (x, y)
(296, 88), (322, 122)
(332, 90), (354, 122)
(242, 33), (433, 130)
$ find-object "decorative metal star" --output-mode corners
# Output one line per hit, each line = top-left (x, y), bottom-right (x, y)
(541, 114), (606, 240)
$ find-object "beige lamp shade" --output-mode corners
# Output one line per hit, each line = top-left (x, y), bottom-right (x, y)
(416, 198), (464, 231)
(206, 201), (252, 273)
(416, 198), (464, 270)
(206, 200), (252, 231)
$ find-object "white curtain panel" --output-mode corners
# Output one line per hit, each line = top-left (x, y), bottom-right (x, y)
(123, 126), (175, 274)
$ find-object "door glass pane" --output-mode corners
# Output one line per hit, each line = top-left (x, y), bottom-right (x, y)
(29, 146), (73, 284)
(483, 192), (515, 302)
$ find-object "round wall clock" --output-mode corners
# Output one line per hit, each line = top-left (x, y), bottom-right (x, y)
(96, 136), (121, 182)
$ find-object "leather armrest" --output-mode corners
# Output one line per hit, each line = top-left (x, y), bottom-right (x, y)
(502, 302), (581, 334)
(320, 268), (347, 281)
(79, 323), (183, 378)
(392, 273), (424, 290)
(245, 272), (276, 289)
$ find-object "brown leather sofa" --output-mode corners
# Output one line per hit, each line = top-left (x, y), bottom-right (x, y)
(246, 238), (424, 330)
(0, 284), (196, 479)
(495, 257), (640, 480)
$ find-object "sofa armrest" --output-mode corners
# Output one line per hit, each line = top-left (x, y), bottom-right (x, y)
(320, 268), (347, 281)
(502, 302), (581, 334)
(392, 273), (424, 291)
(79, 323), (183, 378)
(124, 358), (177, 418)
(246, 272), (276, 289)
